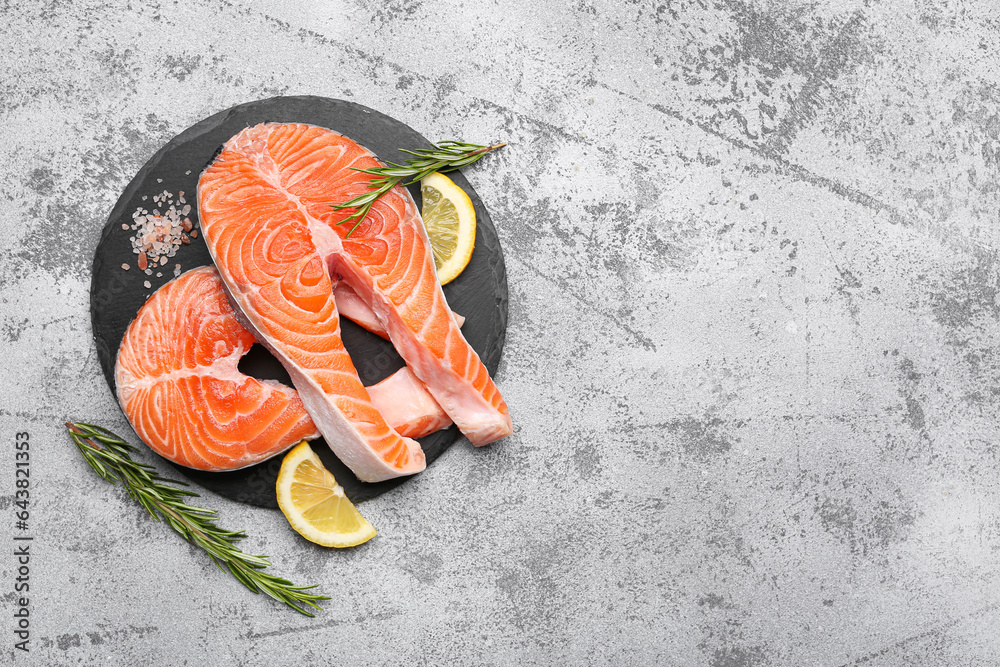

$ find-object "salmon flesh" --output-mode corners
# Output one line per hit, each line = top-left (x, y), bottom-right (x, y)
(115, 266), (319, 471)
(197, 123), (510, 481)
(115, 267), (454, 472)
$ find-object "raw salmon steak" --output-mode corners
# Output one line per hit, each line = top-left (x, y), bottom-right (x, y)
(198, 123), (511, 481)
(115, 266), (319, 471)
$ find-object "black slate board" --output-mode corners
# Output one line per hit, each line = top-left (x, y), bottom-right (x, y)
(90, 96), (508, 508)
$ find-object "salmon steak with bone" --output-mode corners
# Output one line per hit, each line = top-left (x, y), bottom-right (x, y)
(196, 123), (512, 482)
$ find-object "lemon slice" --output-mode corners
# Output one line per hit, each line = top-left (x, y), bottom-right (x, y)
(276, 441), (376, 548)
(421, 171), (476, 285)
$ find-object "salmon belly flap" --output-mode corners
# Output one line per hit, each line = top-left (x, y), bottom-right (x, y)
(114, 266), (320, 472)
(335, 282), (466, 340)
(198, 123), (510, 481)
(366, 367), (453, 439)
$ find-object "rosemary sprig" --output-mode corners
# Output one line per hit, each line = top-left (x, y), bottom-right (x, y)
(65, 421), (329, 617)
(332, 140), (506, 238)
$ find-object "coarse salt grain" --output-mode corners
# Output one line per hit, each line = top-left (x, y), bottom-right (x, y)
(173, 264), (182, 277)
(121, 263), (130, 270)
(126, 188), (194, 275)
(144, 280), (151, 288)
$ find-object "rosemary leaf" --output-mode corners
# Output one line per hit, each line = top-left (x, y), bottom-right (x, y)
(65, 422), (329, 617)
(331, 140), (505, 238)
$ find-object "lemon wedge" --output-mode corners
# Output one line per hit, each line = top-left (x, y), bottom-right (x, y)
(420, 171), (477, 285)
(276, 441), (376, 548)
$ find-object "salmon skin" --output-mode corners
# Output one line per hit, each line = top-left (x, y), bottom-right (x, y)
(198, 123), (511, 481)
(115, 266), (319, 471)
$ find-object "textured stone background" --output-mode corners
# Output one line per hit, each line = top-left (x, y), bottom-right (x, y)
(3, 0), (1000, 664)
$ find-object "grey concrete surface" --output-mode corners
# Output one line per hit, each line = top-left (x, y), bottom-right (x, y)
(2, 0), (1000, 664)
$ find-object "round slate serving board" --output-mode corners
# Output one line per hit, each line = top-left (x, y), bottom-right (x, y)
(91, 96), (508, 508)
